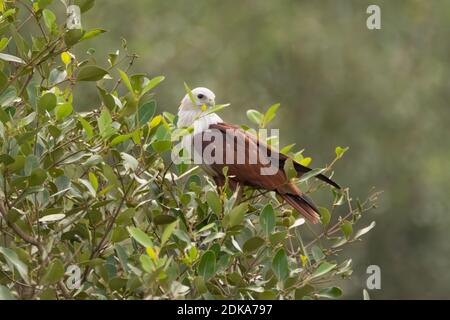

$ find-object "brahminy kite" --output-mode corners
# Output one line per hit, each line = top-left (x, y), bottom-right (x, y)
(176, 87), (340, 223)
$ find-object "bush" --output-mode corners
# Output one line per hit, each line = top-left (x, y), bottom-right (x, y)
(0, 0), (378, 299)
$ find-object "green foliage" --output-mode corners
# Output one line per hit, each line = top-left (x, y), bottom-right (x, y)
(0, 0), (378, 300)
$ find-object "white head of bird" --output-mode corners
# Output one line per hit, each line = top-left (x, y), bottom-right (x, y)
(177, 87), (222, 129)
(180, 87), (215, 111)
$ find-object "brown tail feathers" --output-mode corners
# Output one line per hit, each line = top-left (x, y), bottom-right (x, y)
(280, 192), (321, 224)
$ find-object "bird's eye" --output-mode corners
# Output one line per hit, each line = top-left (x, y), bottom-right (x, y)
(197, 94), (204, 99)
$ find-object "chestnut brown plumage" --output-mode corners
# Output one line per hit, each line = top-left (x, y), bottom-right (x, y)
(195, 122), (340, 224)
(177, 87), (340, 224)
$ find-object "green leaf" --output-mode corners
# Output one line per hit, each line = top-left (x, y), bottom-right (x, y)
(298, 168), (326, 183)
(2, 8), (16, 19)
(38, 92), (57, 112)
(114, 244), (130, 273)
(39, 213), (65, 223)
(49, 68), (67, 85)
(74, 0), (96, 12)
(224, 202), (247, 228)
(111, 226), (128, 243)
(246, 109), (263, 126)
(183, 82), (196, 105)
(269, 230), (286, 245)
(231, 237), (243, 253)
(0, 37), (9, 51)
(127, 226), (154, 248)
(77, 65), (108, 81)
(243, 237), (265, 253)
(340, 220), (353, 240)
(0, 71), (7, 93)
(354, 221), (376, 240)
(0, 53), (25, 64)
(88, 172), (98, 192)
(7, 155), (26, 173)
(41, 259), (65, 285)
(289, 218), (305, 229)
(153, 215), (177, 225)
(121, 152), (138, 171)
(0, 155), (14, 166)
(161, 220), (178, 246)
(311, 262), (337, 279)
(262, 103), (280, 127)
(139, 254), (153, 273)
(78, 116), (94, 139)
(55, 103), (73, 120)
(283, 158), (297, 180)
(206, 191), (221, 215)
(64, 29), (85, 47)
(121, 93), (138, 116)
(130, 129), (141, 145)
(317, 286), (342, 299)
(0, 86), (17, 108)
(151, 140), (172, 153)
(80, 28), (107, 41)
(97, 86), (116, 110)
(38, 0), (53, 10)
(335, 146), (349, 158)
(42, 9), (56, 32)
(299, 157), (312, 167)
(272, 248), (289, 280)
(173, 229), (191, 244)
(25, 155), (39, 176)
(118, 69), (134, 94)
(311, 245), (325, 262)
(149, 115), (162, 128)
(319, 207), (331, 226)
(111, 134), (131, 146)
(331, 237), (348, 249)
(201, 103), (230, 117)
(0, 247), (29, 284)
(98, 108), (115, 138)
(138, 100), (156, 127)
(197, 250), (216, 280)
(18, 112), (36, 127)
(280, 143), (296, 154)
(141, 76), (165, 96)
(333, 191), (346, 206)
(295, 284), (315, 299)
(260, 204), (275, 237)
(29, 168), (47, 186)
(0, 285), (15, 300)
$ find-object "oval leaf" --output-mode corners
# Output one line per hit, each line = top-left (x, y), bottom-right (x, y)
(153, 215), (177, 225)
(260, 204), (275, 237)
(0, 53), (25, 64)
(197, 250), (216, 280)
(206, 191), (222, 215)
(39, 213), (65, 223)
(127, 226), (154, 247)
(243, 237), (265, 253)
(272, 248), (289, 280)
(311, 262), (337, 279)
(41, 259), (64, 285)
(77, 65), (109, 81)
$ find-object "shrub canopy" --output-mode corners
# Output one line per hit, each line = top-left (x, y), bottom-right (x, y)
(0, 0), (378, 300)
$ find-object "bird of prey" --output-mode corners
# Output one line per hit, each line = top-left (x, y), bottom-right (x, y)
(176, 87), (340, 223)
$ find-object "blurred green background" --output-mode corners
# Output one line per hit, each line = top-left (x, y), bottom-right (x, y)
(74, 0), (450, 298)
